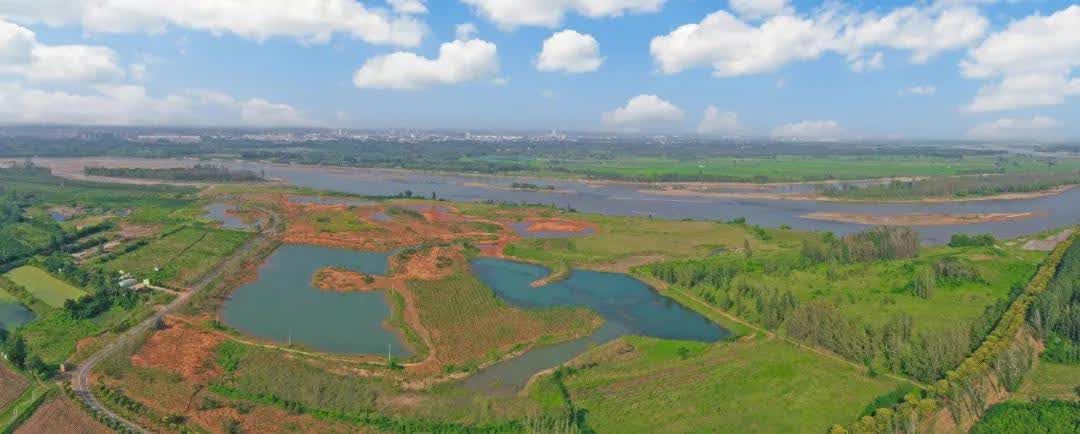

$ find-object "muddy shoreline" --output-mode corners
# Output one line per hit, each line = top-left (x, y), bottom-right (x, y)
(801, 211), (1045, 226)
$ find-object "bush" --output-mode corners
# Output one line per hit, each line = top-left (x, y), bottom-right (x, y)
(949, 233), (996, 247)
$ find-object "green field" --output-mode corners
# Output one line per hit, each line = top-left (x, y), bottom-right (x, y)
(483, 154), (1080, 183)
(103, 226), (251, 287)
(4, 266), (87, 308)
(558, 336), (900, 433)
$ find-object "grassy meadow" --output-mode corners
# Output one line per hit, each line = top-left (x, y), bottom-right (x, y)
(557, 336), (900, 434)
(103, 226), (251, 287)
(408, 271), (600, 369)
(4, 266), (87, 308)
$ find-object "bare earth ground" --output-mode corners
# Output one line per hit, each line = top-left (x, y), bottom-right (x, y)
(644, 183), (1076, 203)
(13, 396), (111, 434)
(1024, 228), (1076, 251)
(130, 318), (225, 383)
(0, 364), (29, 410)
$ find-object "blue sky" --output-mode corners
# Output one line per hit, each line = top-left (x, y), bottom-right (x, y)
(1, 1), (1078, 140)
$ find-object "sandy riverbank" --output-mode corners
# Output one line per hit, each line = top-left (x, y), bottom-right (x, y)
(801, 211), (1044, 226)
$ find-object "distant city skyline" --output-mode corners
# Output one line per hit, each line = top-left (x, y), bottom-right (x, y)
(1, 1), (1078, 140)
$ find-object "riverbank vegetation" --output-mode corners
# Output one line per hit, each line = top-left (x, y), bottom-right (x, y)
(818, 170), (1080, 200)
(13, 135), (1080, 184)
(85, 164), (265, 182)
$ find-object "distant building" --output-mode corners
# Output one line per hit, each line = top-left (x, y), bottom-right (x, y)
(134, 135), (201, 144)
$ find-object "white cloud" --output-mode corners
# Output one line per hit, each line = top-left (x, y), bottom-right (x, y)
(603, 94), (684, 128)
(353, 35), (499, 90)
(966, 116), (1062, 140)
(0, 84), (310, 126)
(651, 3), (987, 77)
(536, 30), (603, 74)
(128, 63), (146, 81)
(1, 19), (122, 83)
(388, 0), (427, 15)
(962, 5), (1080, 112)
(900, 84), (936, 95)
(461, 0), (666, 29)
(848, 52), (884, 73)
(770, 120), (845, 141)
(0, 0), (426, 46)
(456, 22), (478, 40)
(696, 106), (742, 135)
(729, 0), (791, 20)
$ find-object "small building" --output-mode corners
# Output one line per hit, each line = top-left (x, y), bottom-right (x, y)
(118, 278), (138, 289)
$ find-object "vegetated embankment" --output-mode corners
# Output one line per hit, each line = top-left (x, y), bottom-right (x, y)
(834, 231), (1076, 434)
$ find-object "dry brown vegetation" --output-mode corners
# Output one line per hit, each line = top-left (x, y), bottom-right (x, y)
(0, 364), (29, 409)
(14, 397), (111, 434)
(130, 318), (225, 383)
(522, 218), (596, 234)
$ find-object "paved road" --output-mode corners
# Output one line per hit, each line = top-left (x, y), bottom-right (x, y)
(72, 213), (278, 433)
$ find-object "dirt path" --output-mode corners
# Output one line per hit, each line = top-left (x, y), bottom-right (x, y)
(72, 208), (280, 434)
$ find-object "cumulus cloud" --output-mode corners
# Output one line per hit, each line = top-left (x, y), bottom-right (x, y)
(0, 19), (122, 83)
(900, 84), (936, 95)
(966, 116), (1062, 140)
(770, 120), (845, 141)
(387, 0), (427, 15)
(353, 30), (499, 90)
(0, 0), (426, 46)
(0, 84), (310, 126)
(536, 30), (603, 73)
(461, 0), (666, 29)
(651, 3), (987, 77)
(729, 0), (791, 20)
(962, 5), (1080, 112)
(602, 94), (684, 129)
(696, 106), (742, 135)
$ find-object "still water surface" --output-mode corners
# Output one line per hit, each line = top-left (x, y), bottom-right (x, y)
(221, 244), (411, 356)
(462, 258), (729, 393)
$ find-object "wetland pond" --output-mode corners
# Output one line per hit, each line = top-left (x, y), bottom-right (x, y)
(462, 258), (729, 394)
(0, 292), (34, 331)
(220, 244), (412, 357)
(204, 203), (252, 230)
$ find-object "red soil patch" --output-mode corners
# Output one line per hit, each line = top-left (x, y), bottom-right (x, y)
(523, 218), (595, 234)
(14, 397), (110, 434)
(392, 246), (462, 281)
(130, 318), (225, 383)
(118, 222), (161, 238)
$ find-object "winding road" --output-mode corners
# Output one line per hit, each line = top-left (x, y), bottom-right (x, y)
(71, 211), (279, 433)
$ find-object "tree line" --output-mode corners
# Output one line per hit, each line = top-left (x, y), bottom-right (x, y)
(85, 164), (264, 182)
(1028, 238), (1080, 364)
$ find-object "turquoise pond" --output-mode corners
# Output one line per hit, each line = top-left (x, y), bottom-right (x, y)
(0, 301), (35, 331)
(219, 245), (729, 391)
(220, 244), (412, 356)
(462, 258), (730, 393)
